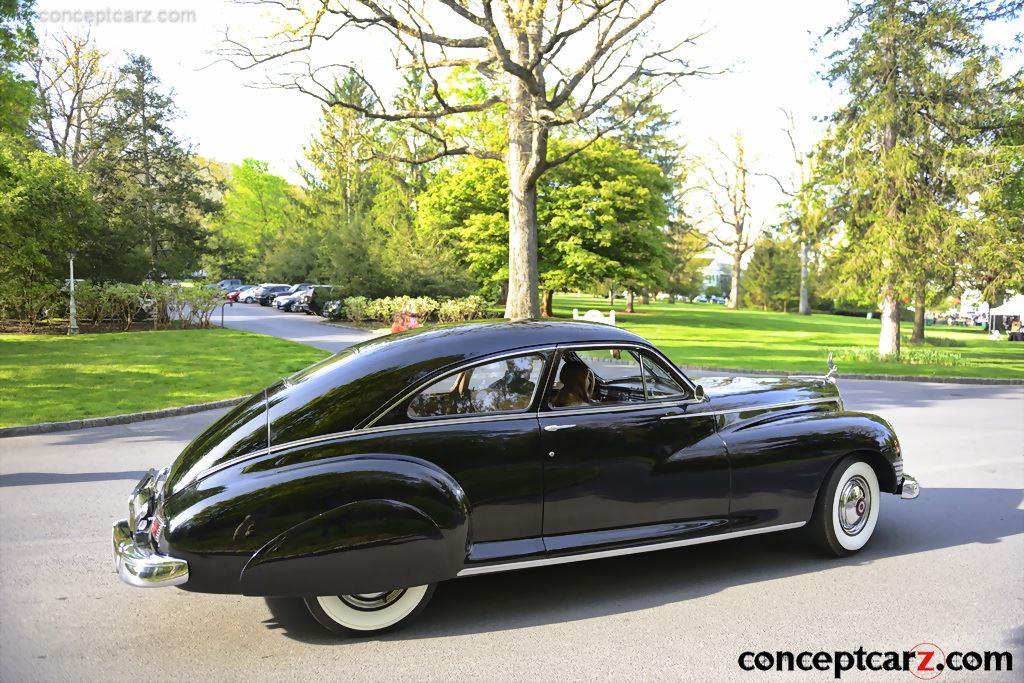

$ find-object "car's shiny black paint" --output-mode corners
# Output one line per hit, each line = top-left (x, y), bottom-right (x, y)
(156, 320), (903, 597)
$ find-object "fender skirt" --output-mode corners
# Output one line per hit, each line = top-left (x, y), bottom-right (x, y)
(239, 499), (464, 596)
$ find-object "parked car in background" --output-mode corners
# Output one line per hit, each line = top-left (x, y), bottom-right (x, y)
(274, 286), (314, 312)
(258, 285), (295, 306)
(710, 296), (728, 305)
(693, 294), (709, 303)
(235, 286), (263, 304)
(213, 279), (242, 290)
(298, 286), (341, 316)
(226, 285), (253, 302)
(112, 321), (917, 637)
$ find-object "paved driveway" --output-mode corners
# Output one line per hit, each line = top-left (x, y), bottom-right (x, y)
(219, 300), (372, 353)
(1, 379), (1021, 681)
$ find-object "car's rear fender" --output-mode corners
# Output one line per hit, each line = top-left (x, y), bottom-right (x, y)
(162, 453), (469, 596)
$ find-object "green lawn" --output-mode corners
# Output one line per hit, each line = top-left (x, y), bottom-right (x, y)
(552, 294), (1023, 380)
(0, 329), (328, 427)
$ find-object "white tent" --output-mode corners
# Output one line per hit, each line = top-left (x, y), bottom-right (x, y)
(989, 294), (1024, 333)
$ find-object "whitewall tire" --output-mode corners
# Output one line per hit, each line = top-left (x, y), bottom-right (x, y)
(304, 584), (435, 636)
(811, 457), (880, 557)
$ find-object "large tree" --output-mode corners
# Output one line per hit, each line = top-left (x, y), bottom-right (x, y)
(743, 232), (801, 312)
(0, 0), (35, 135)
(696, 133), (759, 309)
(88, 54), (219, 281)
(820, 0), (1019, 357)
(0, 131), (101, 289)
(29, 31), (118, 169)
(203, 158), (298, 280)
(420, 136), (671, 313)
(227, 0), (709, 319)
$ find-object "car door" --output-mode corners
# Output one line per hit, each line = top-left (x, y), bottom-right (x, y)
(377, 351), (552, 563)
(539, 345), (730, 552)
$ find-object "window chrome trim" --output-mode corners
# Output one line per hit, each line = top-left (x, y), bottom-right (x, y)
(552, 341), (697, 397)
(456, 521), (807, 577)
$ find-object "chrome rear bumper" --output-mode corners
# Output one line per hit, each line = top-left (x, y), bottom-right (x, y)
(898, 474), (920, 500)
(113, 519), (189, 587)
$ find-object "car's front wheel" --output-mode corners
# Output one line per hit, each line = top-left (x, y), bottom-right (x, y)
(304, 584), (436, 636)
(810, 456), (880, 557)
(244, 296), (254, 303)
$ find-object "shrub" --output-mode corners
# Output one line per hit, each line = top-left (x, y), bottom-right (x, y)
(74, 282), (109, 325)
(182, 283), (222, 328)
(103, 283), (145, 331)
(343, 296), (370, 322)
(366, 296), (399, 322)
(0, 280), (62, 328)
(437, 295), (487, 323)
(407, 296), (439, 319)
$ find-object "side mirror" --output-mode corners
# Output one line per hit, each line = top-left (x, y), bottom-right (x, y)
(693, 384), (706, 402)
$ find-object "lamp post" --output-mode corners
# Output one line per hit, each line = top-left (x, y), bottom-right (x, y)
(67, 249), (79, 335)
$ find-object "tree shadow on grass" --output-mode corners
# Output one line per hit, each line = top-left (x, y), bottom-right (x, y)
(262, 487), (1022, 645)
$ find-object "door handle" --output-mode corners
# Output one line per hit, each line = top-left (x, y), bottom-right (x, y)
(543, 424), (576, 432)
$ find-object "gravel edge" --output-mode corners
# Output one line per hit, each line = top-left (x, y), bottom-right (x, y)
(0, 396), (247, 438)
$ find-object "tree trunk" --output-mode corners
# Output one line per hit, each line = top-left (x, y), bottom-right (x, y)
(502, 31), (544, 321)
(608, 288), (615, 306)
(497, 280), (508, 306)
(625, 290), (635, 313)
(910, 279), (926, 344)
(878, 280), (901, 358)
(542, 289), (554, 317)
(798, 238), (811, 315)
(640, 287), (650, 305)
(728, 251), (742, 309)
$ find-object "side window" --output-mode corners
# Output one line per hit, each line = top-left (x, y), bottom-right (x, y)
(408, 354), (546, 418)
(548, 348), (646, 408)
(639, 352), (690, 400)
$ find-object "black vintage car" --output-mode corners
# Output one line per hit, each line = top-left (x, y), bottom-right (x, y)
(113, 321), (919, 636)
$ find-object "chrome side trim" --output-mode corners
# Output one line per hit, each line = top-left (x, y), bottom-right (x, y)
(457, 521), (806, 577)
(195, 397), (842, 481)
(659, 396), (839, 420)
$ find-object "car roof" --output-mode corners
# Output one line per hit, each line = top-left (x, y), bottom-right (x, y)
(265, 320), (651, 444)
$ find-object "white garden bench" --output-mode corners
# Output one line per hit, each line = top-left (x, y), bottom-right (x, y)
(572, 308), (617, 326)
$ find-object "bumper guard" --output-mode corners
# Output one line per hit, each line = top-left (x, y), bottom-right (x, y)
(113, 519), (189, 587)
(898, 474), (920, 500)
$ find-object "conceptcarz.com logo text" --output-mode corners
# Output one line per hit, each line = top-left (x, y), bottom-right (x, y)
(738, 644), (1012, 679)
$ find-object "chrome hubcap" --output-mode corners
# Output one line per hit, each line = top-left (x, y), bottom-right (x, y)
(339, 589), (406, 612)
(838, 475), (871, 535)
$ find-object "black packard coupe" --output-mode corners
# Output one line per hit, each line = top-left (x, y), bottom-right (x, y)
(113, 321), (919, 635)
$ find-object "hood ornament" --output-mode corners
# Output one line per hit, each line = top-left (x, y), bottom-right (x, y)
(825, 352), (838, 383)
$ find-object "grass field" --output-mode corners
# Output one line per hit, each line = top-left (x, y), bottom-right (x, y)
(552, 294), (1023, 380)
(0, 329), (327, 427)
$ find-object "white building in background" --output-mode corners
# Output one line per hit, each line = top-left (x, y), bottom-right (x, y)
(702, 261), (732, 294)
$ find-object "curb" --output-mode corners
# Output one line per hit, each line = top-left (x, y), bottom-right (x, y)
(680, 365), (1023, 385)
(0, 396), (247, 438)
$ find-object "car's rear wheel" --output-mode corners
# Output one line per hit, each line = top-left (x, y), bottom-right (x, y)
(810, 456), (880, 557)
(244, 296), (253, 303)
(304, 584), (435, 636)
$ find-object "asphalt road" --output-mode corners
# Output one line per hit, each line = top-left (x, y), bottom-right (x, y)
(218, 300), (372, 352)
(1, 375), (1021, 681)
